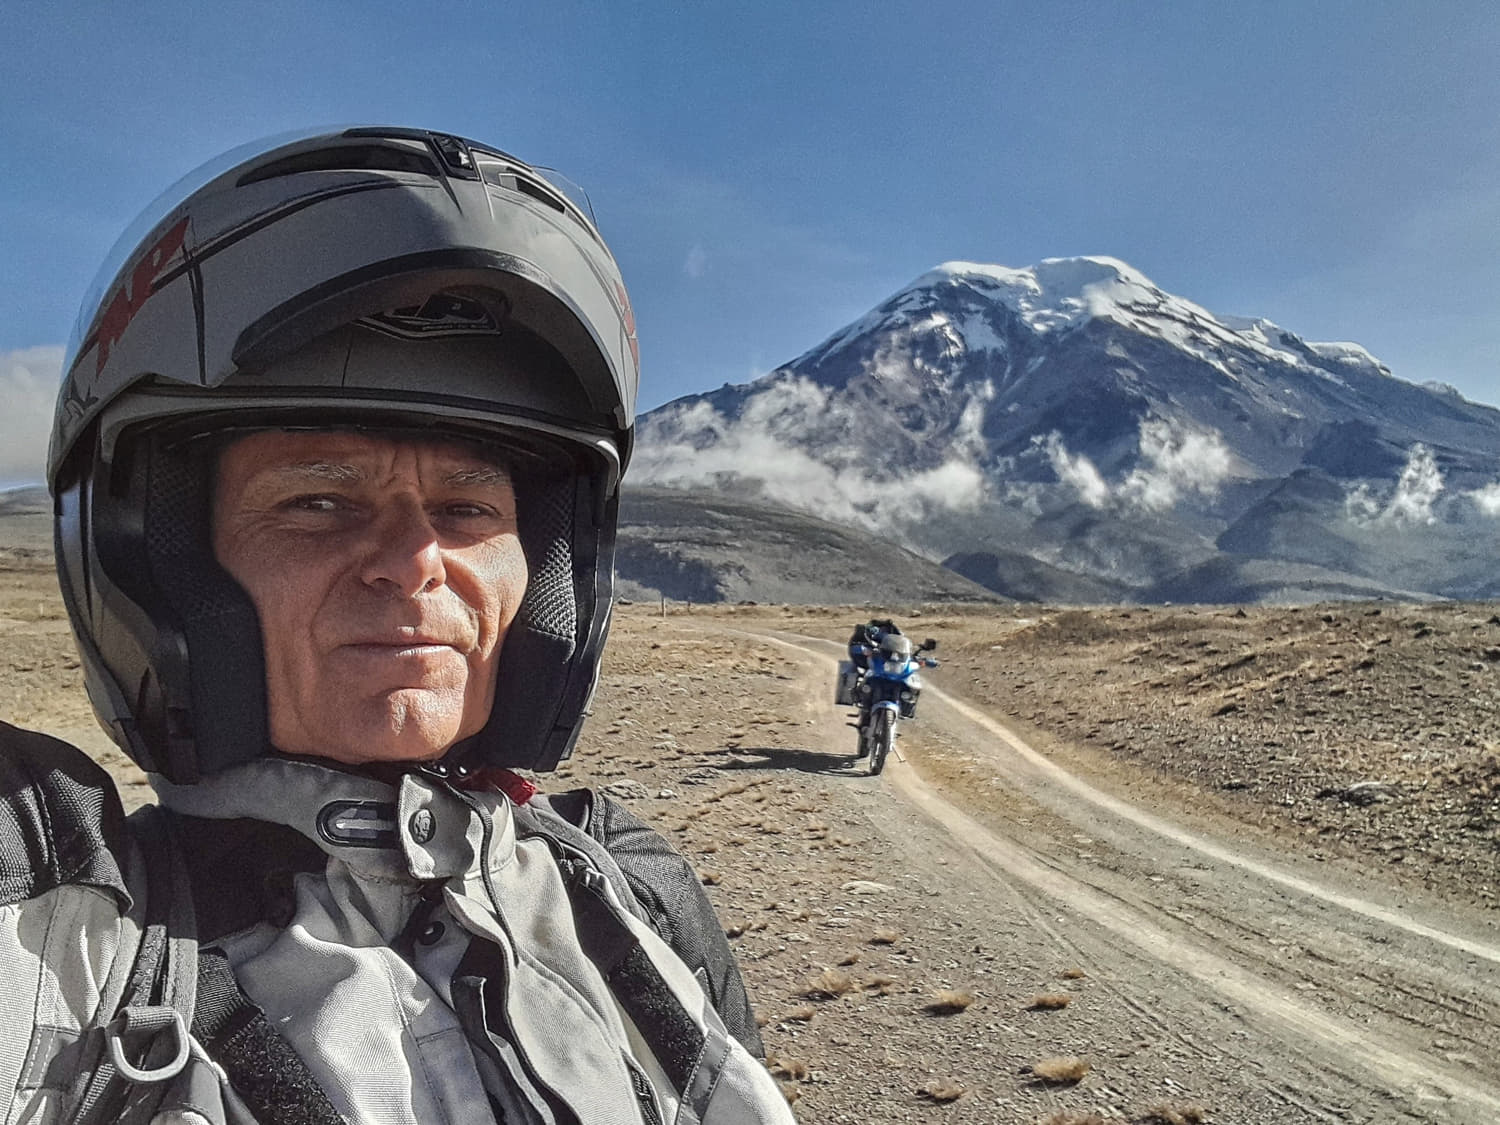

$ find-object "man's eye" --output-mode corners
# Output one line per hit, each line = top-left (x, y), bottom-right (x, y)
(441, 501), (496, 519)
(288, 495), (342, 512)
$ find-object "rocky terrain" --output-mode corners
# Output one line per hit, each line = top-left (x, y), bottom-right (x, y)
(4, 537), (1500, 1122)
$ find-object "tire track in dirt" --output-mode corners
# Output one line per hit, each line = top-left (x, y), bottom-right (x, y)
(755, 628), (1500, 1119)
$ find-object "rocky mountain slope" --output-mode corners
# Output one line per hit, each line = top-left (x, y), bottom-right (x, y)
(635, 258), (1500, 603)
(616, 486), (999, 605)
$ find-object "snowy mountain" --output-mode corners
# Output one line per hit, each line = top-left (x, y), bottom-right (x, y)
(634, 257), (1500, 603)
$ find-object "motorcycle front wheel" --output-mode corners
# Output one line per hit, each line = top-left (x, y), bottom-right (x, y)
(869, 709), (895, 775)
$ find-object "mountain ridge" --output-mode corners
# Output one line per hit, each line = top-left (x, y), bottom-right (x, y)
(634, 256), (1500, 603)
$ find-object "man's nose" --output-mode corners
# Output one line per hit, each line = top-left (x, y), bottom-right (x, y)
(360, 501), (446, 597)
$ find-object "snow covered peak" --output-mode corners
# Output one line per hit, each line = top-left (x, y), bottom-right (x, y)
(928, 256), (1155, 301)
(897, 255), (1216, 341)
(801, 255), (1394, 387)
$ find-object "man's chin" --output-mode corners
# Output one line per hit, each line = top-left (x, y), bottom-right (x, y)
(277, 697), (473, 766)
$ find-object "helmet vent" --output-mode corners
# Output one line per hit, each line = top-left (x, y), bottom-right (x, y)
(237, 145), (440, 186)
(511, 177), (566, 215)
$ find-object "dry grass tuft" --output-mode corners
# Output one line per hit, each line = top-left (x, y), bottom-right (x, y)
(698, 842), (720, 854)
(916, 1078), (966, 1103)
(802, 968), (856, 1000)
(1140, 1103), (1208, 1125)
(1026, 992), (1073, 1010)
(863, 973), (898, 995)
(1028, 1056), (1091, 1085)
(1058, 967), (1089, 980)
(869, 927), (902, 945)
(724, 922), (748, 938)
(785, 1004), (817, 1022)
(779, 1083), (801, 1105)
(698, 870), (722, 886)
(925, 988), (975, 1015)
(837, 951), (861, 966)
(766, 1054), (809, 1081)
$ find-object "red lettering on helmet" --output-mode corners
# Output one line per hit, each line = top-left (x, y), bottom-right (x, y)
(613, 279), (639, 370)
(95, 217), (190, 374)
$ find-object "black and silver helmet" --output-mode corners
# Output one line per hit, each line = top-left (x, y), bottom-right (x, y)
(49, 126), (639, 783)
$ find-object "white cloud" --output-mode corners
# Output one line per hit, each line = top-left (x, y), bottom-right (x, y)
(1470, 481), (1500, 517)
(1344, 482), (1383, 522)
(1043, 417), (1233, 512)
(683, 243), (708, 280)
(1042, 433), (1110, 509)
(1120, 418), (1233, 511)
(1345, 444), (1445, 526)
(633, 376), (986, 530)
(0, 346), (63, 487)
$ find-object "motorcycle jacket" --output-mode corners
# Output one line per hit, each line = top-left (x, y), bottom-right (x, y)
(0, 721), (790, 1125)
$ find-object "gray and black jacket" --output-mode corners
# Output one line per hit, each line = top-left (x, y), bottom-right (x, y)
(0, 721), (790, 1125)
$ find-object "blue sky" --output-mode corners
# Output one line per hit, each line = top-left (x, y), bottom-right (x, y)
(3, 1), (1499, 484)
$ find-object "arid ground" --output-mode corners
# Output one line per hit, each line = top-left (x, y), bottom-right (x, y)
(5, 531), (1500, 1124)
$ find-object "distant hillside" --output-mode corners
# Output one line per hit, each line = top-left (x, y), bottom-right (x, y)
(0, 487), (53, 562)
(616, 486), (1001, 605)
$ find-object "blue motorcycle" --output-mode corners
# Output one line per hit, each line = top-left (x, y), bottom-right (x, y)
(841, 631), (938, 775)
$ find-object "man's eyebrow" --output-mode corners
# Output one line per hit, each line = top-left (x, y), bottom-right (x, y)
(444, 465), (511, 487)
(267, 461), (364, 483)
(257, 461), (510, 486)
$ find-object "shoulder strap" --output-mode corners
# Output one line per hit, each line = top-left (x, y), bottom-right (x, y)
(89, 808), (345, 1125)
(192, 949), (345, 1125)
(69, 805), (195, 1125)
(524, 788), (764, 1058)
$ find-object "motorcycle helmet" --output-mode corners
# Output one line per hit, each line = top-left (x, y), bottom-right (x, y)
(49, 126), (638, 783)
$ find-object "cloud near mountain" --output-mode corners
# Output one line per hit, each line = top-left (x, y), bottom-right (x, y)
(632, 374), (987, 530)
(0, 346), (62, 488)
(1041, 417), (1234, 513)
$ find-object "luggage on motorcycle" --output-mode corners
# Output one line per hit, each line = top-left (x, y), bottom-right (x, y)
(834, 661), (858, 706)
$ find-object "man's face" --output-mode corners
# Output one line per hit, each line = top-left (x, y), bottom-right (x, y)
(212, 430), (527, 766)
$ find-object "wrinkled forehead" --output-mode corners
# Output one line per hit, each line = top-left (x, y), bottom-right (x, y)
(214, 428), (516, 495)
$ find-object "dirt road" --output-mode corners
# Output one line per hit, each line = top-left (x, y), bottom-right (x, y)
(563, 608), (1500, 1124)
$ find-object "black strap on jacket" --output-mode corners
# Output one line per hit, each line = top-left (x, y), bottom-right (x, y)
(83, 807), (345, 1125)
(191, 949), (345, 1125)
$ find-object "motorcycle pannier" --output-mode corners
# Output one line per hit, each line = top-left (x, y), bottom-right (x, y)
(834, 661), (858, 706)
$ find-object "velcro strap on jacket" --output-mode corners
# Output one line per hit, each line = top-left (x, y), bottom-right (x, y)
(193, 948), (346, 1125)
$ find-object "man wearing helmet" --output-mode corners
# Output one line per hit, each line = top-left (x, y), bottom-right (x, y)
(0, 129), (792, 1124)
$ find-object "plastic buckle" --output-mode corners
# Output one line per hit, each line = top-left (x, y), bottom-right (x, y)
(104, 1005), (191, 1083)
